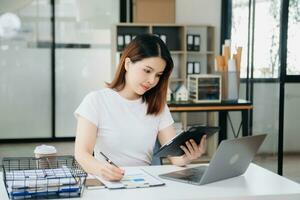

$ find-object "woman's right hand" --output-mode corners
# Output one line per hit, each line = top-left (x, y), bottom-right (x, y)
(99, 162), (125, 181)
(74, 116), (124, 181)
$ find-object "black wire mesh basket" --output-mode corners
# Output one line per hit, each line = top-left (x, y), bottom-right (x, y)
(2, 155), (87, 199)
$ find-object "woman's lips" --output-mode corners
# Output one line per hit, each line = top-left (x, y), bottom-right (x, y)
(141, 84), (150, 91)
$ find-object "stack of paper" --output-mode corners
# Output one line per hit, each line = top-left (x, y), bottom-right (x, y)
(5, 166), (81, 199)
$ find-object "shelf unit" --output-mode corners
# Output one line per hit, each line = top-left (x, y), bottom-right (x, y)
(112, 23), (216, 123)
(112, 23), (215, 87)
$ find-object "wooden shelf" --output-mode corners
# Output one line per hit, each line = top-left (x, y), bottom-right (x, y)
(116, 50), (186, 54)
(170, 78), (185, 82)
(170, 51), (185, 54)
(113, 23), (215, 77)
(187, 51), (214, 55)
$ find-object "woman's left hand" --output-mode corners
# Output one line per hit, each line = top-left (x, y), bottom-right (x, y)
(180, 135), (207, 163)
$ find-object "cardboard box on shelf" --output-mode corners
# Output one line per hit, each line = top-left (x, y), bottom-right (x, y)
(133, 0), (175, 23)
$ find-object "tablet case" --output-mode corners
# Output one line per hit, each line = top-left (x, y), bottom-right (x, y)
(154, 126), (220, 157)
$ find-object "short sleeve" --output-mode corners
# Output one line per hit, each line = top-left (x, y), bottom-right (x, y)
(74, 92), (100, 127)
(158, 104), (174, 131)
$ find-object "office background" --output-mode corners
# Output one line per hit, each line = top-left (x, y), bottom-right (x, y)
(0, 0), (299, 183)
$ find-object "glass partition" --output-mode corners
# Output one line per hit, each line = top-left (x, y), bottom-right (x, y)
(284, 84), (300, 183)
(231, 0), (250, 78)
(286, 0), (300, 75)
(0, 1), (52, 139)
(54, 0), (119, 137)
(231, 0), (281, 173)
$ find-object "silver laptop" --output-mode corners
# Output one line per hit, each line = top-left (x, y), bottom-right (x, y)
(159, 134), (267, 185)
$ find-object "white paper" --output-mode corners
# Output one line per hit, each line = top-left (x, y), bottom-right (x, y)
(5, 166), (76, 189)
(96, 168), (164, 189)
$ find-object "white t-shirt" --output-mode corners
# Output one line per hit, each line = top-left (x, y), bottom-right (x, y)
(74, 88), (174, 166)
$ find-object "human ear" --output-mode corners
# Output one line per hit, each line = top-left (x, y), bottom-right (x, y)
(124, 57), (131, 71)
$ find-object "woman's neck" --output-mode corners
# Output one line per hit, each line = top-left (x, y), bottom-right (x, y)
(118, 87), (141, 100)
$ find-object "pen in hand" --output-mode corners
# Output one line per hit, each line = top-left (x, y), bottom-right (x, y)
(100, 152), (124, 175)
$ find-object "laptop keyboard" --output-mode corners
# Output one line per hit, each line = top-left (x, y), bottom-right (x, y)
(168, 166), (207, 182)
(183, 167), (206, 182)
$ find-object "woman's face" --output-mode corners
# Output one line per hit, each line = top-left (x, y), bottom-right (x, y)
(124, 57), (166, 97)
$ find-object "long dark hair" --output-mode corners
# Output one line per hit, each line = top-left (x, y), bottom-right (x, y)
(107, 34), (174, 115)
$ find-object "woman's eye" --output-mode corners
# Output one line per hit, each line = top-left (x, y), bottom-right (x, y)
(143, 69), (151, 73)
(156, 74), (162, 77)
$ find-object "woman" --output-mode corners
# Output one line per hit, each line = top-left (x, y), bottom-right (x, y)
(74, 34), (207, 181)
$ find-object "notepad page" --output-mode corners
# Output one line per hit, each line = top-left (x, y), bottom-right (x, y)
(96, 168), (164, 189)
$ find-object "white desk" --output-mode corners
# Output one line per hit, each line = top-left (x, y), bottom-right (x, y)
(1, 163), (300, 200)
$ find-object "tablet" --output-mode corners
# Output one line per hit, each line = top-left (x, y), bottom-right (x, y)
(154, 126), (220, 157)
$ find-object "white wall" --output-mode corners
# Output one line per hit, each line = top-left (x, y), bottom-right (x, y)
(54, 0), (119, 137)
(175, 0), (221, 127)
(0, 0), (119, 139)
(176, 0), (221, 53)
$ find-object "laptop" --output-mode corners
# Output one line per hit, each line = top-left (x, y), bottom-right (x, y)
(159, 134), (267, 185)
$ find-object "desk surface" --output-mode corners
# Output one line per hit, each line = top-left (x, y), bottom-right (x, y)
(1, 163), (300, 200)
(168, 99), (253, 112)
